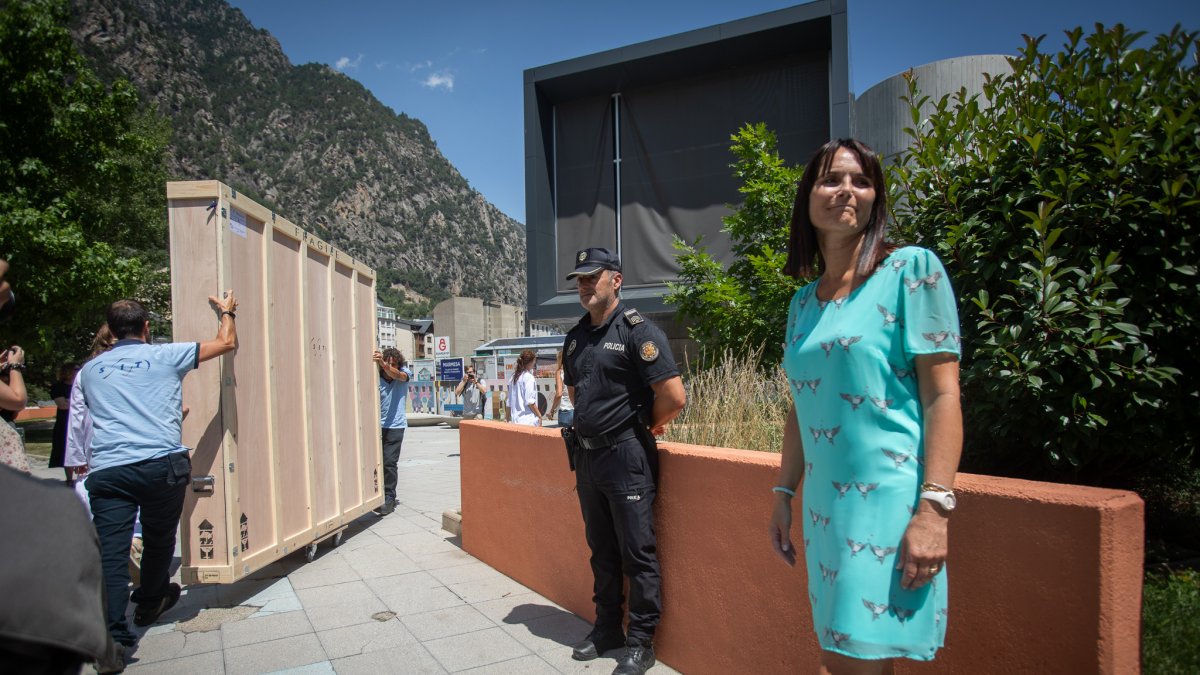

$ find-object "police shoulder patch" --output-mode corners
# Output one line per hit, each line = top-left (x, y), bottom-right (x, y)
(623, 308), (644, 326)
(567, 339), (577, 356)
(639, 340), (659, 362)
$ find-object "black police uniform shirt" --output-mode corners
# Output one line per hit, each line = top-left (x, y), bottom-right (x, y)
(562, 303), (678, 438)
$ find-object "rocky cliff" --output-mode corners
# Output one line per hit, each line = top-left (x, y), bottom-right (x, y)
(68, 0), (526, 312)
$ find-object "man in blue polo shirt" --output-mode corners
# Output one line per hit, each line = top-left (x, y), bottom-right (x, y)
(374, 347), (411, 515)
(79, 292), (238, 649)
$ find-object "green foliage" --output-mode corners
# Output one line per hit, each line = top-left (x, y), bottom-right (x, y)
(376, 267), (451, 319)
(890, 25), (1199, 485)
(1142, 568), (1200, 674)
(666, 123), (804, 366)
(0, 0), (169, 379)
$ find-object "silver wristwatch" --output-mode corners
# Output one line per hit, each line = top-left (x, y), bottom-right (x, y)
(919, 482), (956, 512)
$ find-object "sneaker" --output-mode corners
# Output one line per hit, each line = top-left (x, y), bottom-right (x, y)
(379, 500), (396, 516)
(571, 628), (626, 661)
(612, 639), (655, 675)
(133, 582), (181, 627)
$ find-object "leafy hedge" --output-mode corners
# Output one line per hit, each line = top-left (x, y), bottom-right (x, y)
(890, 25), (1199, 489)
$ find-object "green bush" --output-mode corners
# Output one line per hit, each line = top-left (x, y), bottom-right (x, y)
(891, 25), (1199, 486)
(1143, 568), (1200, 674)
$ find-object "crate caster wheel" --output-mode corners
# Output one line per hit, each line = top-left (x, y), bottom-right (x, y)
(305, 542), (318, 562)
(333, 531), (344, 548)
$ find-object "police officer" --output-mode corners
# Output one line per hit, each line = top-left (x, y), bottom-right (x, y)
(561, 248), (686, 675)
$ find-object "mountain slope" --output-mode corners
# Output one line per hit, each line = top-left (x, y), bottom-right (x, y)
(68, 0), (526, 311)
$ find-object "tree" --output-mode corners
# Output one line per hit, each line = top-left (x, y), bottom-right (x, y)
(890, 25), (1198, 489)
(0, 0), (169, 382)
(666, 123), (804, 366)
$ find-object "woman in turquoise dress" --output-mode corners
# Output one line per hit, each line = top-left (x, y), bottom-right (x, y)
(768, 139), (963, 673)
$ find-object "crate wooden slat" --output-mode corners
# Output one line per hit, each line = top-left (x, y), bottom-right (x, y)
(168, 180), (382, 584)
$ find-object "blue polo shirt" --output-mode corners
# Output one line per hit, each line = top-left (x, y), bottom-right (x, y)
(79, 339), (199, 472)
(380, 366), (412, 430)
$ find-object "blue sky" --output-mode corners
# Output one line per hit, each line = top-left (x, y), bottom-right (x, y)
(230, 0), (1198, 224)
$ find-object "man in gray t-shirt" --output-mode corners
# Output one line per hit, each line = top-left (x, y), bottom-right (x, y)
(454, 365), (487, 419)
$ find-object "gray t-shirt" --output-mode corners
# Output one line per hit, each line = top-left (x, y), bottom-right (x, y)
(462, 383), (485, 416)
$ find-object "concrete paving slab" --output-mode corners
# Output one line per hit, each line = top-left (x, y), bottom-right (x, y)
(315, 617), (419, 660)
(421, 627), (532, 672)
(498, 610), (593, 655)
(265, 662), (335, 675)
(472, 594), (564, 626)
(329, 643), (447, 674)
(224, 633), (327, 675)
(294, 579), (376, 609)
(220, 609), (315, 649)
(399, 604), (497, 642)
(303, 596), (391, 633)
(126, 627), (223, 665)
(455, 654), (562, 675)
(427, 561), (506, 587)
(125, 647), (226, 674)
(445, 574), (532, 604)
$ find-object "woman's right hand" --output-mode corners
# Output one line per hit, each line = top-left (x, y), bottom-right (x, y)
(3, 346), (22, 365)
(770, 496), (797, 567)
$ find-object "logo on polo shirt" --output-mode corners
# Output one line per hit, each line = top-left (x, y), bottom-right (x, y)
(97, 359), (151, 378)
(640, 341), (659, 362)
(567, 339), (577, 356)
(603, 342), (625, 353)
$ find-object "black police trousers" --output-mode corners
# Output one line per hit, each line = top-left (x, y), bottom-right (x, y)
(574, 432), (661, 644)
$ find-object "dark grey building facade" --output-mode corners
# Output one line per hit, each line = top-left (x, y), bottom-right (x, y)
(524, 0), (851, 320)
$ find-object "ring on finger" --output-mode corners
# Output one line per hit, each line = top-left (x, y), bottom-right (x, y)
(927, 565), (940, 574)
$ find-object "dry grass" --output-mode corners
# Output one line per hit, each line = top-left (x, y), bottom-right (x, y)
(662, 348), (790, 453)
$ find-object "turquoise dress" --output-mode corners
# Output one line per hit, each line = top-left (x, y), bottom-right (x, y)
(783, 246), (960, 661)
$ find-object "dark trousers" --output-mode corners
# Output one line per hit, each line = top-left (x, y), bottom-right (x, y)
(381, 427), (406, 504)
(86, 453), (189, 646)
(574, 434), (662, 644)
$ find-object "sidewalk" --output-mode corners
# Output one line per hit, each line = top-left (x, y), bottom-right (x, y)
(30, 425), (678, 674)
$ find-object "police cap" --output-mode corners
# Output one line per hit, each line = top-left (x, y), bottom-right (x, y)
(566, 247), (622, 280)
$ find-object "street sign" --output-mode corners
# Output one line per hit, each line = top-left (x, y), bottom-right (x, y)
(438, 357), (464, 382)
(434, 335), (451, 357)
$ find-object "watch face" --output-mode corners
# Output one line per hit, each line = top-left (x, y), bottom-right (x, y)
(943, 493), (957, 510)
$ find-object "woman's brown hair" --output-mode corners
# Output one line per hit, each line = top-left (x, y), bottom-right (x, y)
(510, 349), (536, 386)
(783, 138), (892, 279)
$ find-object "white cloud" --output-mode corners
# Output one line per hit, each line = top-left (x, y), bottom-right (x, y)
(421, 72), (455, 91)
(334, 54), (364, 71)
(409, 60), (433, 73)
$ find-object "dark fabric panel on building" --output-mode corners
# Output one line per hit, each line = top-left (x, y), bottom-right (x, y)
(554, 96), (617, 292)
(617, 54), (830, 287)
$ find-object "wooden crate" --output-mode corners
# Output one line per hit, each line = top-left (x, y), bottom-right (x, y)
(168, 181), (382, 584)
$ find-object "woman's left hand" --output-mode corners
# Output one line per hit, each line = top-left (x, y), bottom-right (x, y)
(896, 507), (948, 590)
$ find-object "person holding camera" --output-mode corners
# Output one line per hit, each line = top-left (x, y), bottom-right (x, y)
(454, 365), (487, 420)
(374, 347), (411, 516)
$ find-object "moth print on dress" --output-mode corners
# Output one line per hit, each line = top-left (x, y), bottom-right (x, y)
(868, 396), (894, 413)
(877, 304), (901, 327)
(788, 332), (806, 347)
(837, 335), (863, 353)
(809, 426), (841, 444)
(809, 508), (831, 530)
(923, 331), (952, 348)
(906, 504), (917, 515)
(863, 599), (890, 621)
(806, 461), (814, 477)
(890, 364), (915, 379)
(818, 296), (849, 311)
(832, 481), (854, 498)
(819, 562), (838, 585)
(892, 606), (916, 623)
(869, 544), (897, 564)
(840, 393), (865, 410)
(905, 271), (943, 294)
(846, 538), (867, 557)
(825, 628), (851, 650)
(820, 340), (836, 358)
(936, 607), (949, 626)
(881, 448), (911, 468)
(854, 481), (879, 499)
(883, 257), (908, 273)
(792, 378), (820, 394)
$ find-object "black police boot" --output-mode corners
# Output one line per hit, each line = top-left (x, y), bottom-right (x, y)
(571, 627), (625, 661)
(379, 500), (395, 516)
(612, 638), (655, 675)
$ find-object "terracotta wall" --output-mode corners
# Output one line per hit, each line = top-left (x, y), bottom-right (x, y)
(460, 421), (1144, 675)
(14, 406), (55, 422)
